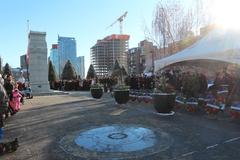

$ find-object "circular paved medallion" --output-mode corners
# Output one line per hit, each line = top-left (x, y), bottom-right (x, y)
(74, 125), (156, 152)
(59, 124), (173, 159)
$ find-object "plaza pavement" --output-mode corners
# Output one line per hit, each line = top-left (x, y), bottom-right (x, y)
(22, 91), (94, 110)
(1, 92), (240, 160)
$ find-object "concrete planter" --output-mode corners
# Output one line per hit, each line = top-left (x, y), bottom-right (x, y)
(152, 93), (176, 113)
(90, 88), (103, 99)
(114, 90), (129, 104)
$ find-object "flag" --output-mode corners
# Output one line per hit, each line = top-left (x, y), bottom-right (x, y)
(26, 40), (30, 82)
(26, 41), (30, 65)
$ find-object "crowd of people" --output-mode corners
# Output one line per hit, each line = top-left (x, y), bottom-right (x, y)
(49, 65), (240, 109)
(0, 73), (32, 154)
(123, 66), (239, 108)
(50, 77), (118, 92)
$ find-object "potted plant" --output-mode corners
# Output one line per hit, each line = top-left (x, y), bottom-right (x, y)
(152, 75), (176, 113)
(114, 85), (130, 104)
(90, 84), (103, 99)
(182, 72), (203, 112)
(112, 60), (130, 104)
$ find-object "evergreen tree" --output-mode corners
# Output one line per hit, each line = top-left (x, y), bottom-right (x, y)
(121, 66), (128, 76)
(111, 60), (128, 85)
(3, 63), (12, 76)
(77, 75), (81, 80)
(113, 60), (121, 71)
(61, 60), (77, 80)
(111, 60), (121, 77)
(48, 60), (57, 82)
(86, 64), (96, 79)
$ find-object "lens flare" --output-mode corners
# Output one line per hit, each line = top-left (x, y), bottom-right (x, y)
(211, 0), (240, 30)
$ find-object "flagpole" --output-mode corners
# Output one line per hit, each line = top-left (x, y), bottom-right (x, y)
(26, 20), (30, 82)
(27, 20), (29, 33)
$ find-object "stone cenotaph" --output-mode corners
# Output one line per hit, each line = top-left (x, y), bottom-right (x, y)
(28, 31), (50, 93)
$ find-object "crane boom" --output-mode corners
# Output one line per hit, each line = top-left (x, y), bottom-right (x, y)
(107, 11), (128, 34)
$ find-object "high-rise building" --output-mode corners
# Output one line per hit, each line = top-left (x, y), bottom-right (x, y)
(58, 36), (77, 75)
(20, 54), (27, 69)
(128, 40), (158, 75)
(49, 44), (60, 78)
(75, 56), (85, 79)
(138, 40), (158, 73)
(91, 34), (130, 76)
(128, 47), (141, 75)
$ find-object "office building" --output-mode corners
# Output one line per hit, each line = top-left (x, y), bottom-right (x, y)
(20, 54), (27, 69)
(49, 44), (60, 77)
(58, 36), (77, 75)
(128, 40), (158, 74)
(128, 47), (141, 74)
(75, 56), (85, 79)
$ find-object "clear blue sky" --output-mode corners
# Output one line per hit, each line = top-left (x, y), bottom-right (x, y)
(0, 0), (198, 76)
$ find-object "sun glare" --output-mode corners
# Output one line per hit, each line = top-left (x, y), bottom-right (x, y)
(211, 0), (240, 29)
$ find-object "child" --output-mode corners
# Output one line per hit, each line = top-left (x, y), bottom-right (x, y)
(9, 85), (22, 113)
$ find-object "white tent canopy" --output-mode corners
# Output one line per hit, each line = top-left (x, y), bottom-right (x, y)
(154, 28), (240, 71)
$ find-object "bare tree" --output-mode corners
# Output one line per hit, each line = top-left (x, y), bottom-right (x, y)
(152, 3), (168, 56)
(191, 0), (214, 34)
(192, 0), (205, 34)
(145, 0), (195, 56)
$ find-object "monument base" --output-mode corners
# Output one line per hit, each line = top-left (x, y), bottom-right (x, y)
(31, 82), (50, 93)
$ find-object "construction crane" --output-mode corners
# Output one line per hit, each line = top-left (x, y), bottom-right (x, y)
(107, 11), (128, 34)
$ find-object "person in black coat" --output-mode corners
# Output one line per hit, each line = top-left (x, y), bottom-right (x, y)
(0, 83), (19, 153)
(3, 75), (14, 100)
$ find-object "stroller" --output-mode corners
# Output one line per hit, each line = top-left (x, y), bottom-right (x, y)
(20, 82), (33, 99)
(22, 86), (33, 99)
